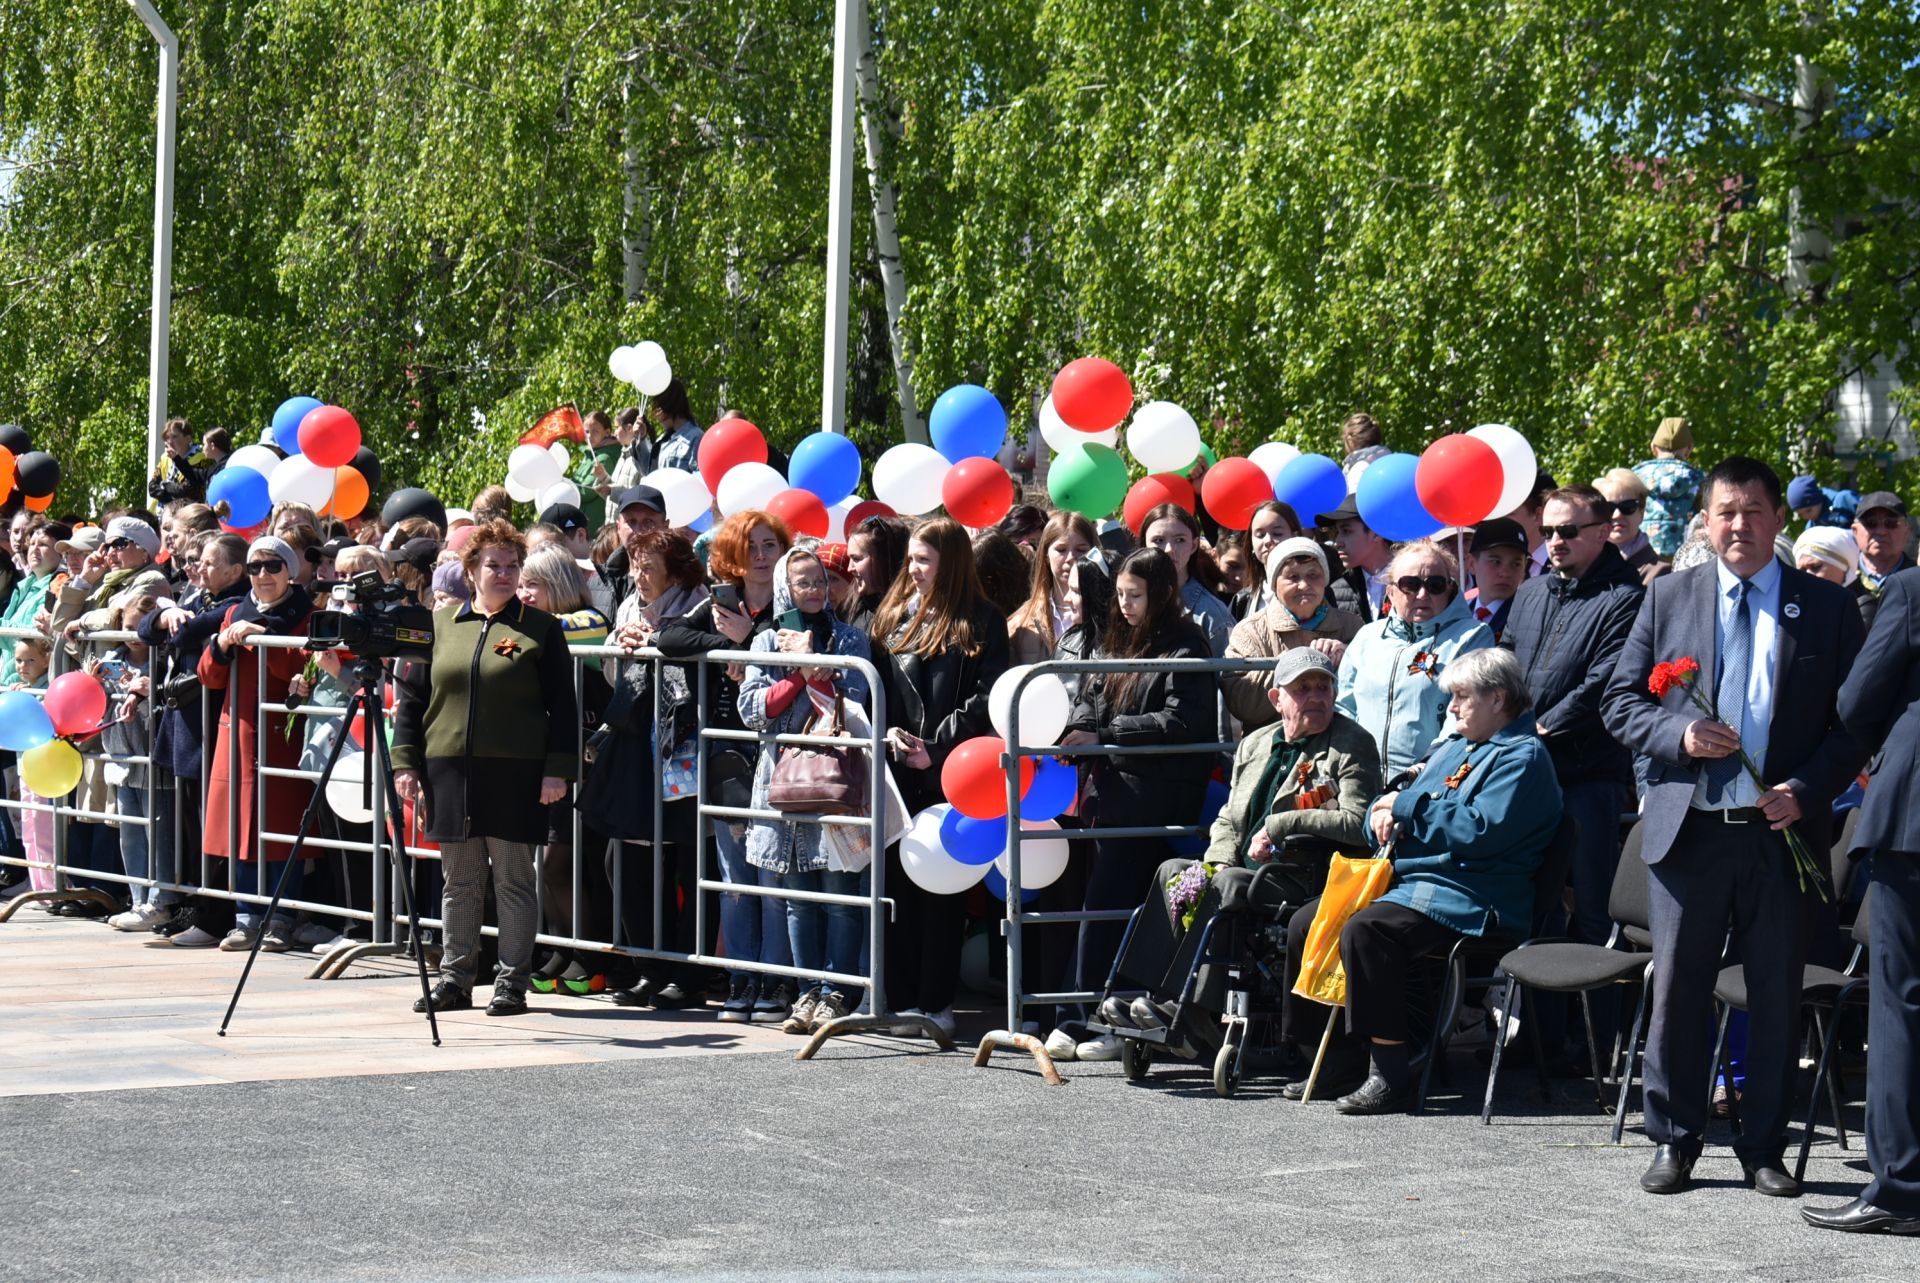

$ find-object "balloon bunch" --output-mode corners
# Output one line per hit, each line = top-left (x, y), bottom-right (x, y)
(212, 398), (377, 532)
(504, 440), (581, 511)
(1352, 423), (1539, 540)
(854, 383), (1018, 528)
(608, 341), (673, 397)
(898, 666), (1079, 895)
(697, 417), (884, 542)
(0, 674), (110, 798)
(0, 424), (62, 513)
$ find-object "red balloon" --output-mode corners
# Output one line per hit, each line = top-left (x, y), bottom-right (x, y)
(297, 405), (362, 468)
(1199, 457), (1276, 531)
(844, 499), (896, 531)
(941, 736), (1037, 821)
(1122, 473), (1197, 534)
(765, 488), (829, 539)
(44, 671), (108, 737)
(1415, 434), (1504, 527)
(1051, 357), (1134, 433)
(697, 419), (768, 494)
(941, 457), (1014, 528)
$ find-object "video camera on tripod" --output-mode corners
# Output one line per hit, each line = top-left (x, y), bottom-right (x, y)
(306, 570), (435, 660)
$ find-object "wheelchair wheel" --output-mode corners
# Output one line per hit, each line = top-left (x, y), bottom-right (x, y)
(1213, 1040), (1240, 1098)
(1120, 1038), (1153, 1081)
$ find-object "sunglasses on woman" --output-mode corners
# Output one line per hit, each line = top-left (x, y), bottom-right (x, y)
(1608, 499), (1642, 517)
(245, 558), (286, 575)
(1394, 574), (1455, 597)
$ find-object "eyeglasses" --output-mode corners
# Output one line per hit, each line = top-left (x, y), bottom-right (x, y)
(1859, 518), (1906, 533)
(1608, 499), (1642, 517)
(1544, 520), (1608, 542)
(245, 558), (286, 575)
(106, 538), (133, 551)
(1394, 574), (1455, 597)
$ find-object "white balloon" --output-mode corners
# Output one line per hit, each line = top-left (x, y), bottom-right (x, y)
(825, 496), (862, 543)
(537, 479), (581, 512)
(715, 462), (787, 517)
(1127, 400), (1202, 473)
(1468, 423), (1540, 519)
(325, 750), (375, 824)
(268, 454), (334, 508)
(227, 445), (283, 479)
(630, 340), (672, 397)
(547, 441), (571, 475)
(504, 473), (538, 503)
(900, 804), (992, 895)
(988, 666), (1072, 749)
(1249, 441), (1301, 488)
(872, 443), (948, 516)
(995, 819), (1071, 892)
(608, 345), (639, 383)
(643, 467), (713, 528)
(508, 443), (563, 490)
(1038, 393), (1117, 453)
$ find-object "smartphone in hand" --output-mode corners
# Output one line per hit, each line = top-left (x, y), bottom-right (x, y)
(711, 585), (744, 614)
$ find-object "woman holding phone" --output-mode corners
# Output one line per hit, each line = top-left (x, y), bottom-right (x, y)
(870, 518), (1010, 1037)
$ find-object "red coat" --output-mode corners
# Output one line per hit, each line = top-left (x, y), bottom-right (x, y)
(199, 593), (314, 862)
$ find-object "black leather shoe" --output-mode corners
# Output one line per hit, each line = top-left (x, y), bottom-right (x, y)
(486, 989), (529, 1017)
(1333, 1074), (1412, 1115)
(649, 981), (692, 1010)
(1640, 1144), (1698, 1194)
(1801, 1197), (1920, 1234)
(1740, 1160), (1801, 1198)
(609, 980), (656, 1008)
(413, 981), (471, 1014)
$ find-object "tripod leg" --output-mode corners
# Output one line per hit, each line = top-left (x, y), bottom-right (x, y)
(367, 678), (440, 1046)
(219, 690), (366, 1036)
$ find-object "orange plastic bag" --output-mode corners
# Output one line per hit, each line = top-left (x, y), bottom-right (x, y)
(1290, 853), (1394, 1008)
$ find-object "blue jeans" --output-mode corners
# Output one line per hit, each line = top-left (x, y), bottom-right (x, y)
(235, 858), (302, 930)
(116, 783), (181, 909)
(1562, 780), (1628, 946)
(778, 866), (870, 995)
(714, 821), (790, 980)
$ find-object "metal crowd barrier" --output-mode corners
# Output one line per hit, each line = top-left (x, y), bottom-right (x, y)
(973, 654), (1281, 1084)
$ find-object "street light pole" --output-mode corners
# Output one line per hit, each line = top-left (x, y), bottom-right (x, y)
(125, 0), (177, 485)
(820, 0), (860, 436)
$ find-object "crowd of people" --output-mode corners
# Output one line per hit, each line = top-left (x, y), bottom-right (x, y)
(4, 403), (1919, 1230)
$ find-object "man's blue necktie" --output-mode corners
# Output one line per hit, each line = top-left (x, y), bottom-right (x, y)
(1704, 579), (1751, 805)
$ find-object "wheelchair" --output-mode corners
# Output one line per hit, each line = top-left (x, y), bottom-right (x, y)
(1084, 835), (1337, 1097)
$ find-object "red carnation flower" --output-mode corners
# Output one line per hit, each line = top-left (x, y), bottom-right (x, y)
(1648, 662), (1675, 698)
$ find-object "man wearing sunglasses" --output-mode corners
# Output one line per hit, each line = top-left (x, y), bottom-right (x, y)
(1501, 485), (1644, 956)
(50, 516), (170, 641)
(1851, 491), (1912, 604)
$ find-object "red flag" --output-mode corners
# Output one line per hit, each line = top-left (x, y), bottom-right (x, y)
(520, 405), (584, 448)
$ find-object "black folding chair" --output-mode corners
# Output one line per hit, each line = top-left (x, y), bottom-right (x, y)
(1483, 822), (1652, 1130)
(1787, 889), (1873, 1181)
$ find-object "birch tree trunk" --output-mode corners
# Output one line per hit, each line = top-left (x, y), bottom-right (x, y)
(853, 4), (924, 444)
(620, 69), (651, 303)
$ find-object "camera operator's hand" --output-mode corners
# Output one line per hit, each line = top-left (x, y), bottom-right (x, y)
(394, 769), (423, 804)
(538, 776), (567, 805)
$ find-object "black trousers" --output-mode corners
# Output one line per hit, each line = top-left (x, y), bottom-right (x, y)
(1280, 898), (1459, 1051)
(1116, 858), (1320, 1013)
(884, 843), (967, 1014)
(1644, 810), (1807, 1163)
(606, 802), (705, 985)
(1076, 836), (1183, 997)
(1864, 853), (1920, 1216)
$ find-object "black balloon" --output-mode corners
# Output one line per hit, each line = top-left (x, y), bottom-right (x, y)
(381, 486), (445, 534)
(15, 450), (59, 499)
(349, 446), (382, 495)
(0, 424), (30, 456)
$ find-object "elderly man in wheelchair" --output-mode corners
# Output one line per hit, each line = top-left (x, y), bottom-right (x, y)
(1081, 647), (1381, 1093)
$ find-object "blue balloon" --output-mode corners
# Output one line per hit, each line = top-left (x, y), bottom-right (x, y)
(1171, 777), (1231, 857)
(0, 690), (55, 752)
(1356, 452), (1443, 541)
(983, 865), (1042, 904)
(940, 807), (1006, 866)
(1018, 755), (1076, 824)
(688, 509), (714, 534)
(787, 431), (862, 507)
(207, 466), (271, 529)
(271, 396), (323, 455)
(929, 384), (1008, 463)
(1273, 453), (1348, 526)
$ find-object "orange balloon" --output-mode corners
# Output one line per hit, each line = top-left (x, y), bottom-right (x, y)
(0, 445), (14, 496)
(331, 465), (370, 520)
(24, 492), (51, 512)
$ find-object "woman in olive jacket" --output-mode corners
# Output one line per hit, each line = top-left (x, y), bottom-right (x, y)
(393, 521), (577, 1017)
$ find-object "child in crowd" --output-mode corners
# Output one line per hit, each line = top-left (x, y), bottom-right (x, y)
(9, 637), (56, 892)
(1462, 518), (1529, 641)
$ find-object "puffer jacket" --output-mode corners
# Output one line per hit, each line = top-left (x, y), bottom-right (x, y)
(1499, 541), (1644, 786)
(1336, 590), (1493, 779)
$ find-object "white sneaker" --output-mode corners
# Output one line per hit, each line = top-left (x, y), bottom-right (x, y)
(218, 928), (258, 952)
(927, 1007), (957, 1039)
(1075, 1033), (1123, 1062)
(1043, 1029), (1079, 1062)
(109, 903), (170, 932)
(289, 921), (337, 947)
(166, 925), (220, 948)
(259, 926), (293, 953)
(309, 934), (360, 956)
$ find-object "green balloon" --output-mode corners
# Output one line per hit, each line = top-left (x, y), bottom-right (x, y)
(1048, 442), (1129, 518)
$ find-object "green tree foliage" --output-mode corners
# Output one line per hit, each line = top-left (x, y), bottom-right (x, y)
(2, 1), (1915, 509)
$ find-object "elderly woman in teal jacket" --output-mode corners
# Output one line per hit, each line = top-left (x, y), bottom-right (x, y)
(1281, 646), (1562, 1114)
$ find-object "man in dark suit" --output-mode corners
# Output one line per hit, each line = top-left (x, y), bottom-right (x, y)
(1805, 569), (1920, 1233)
(1602, 456), (1865, 1198)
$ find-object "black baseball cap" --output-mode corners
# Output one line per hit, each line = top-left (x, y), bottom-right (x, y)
(318, 536), (358, 564)
(539, 502), (590, 534)
(615, 484), (666, 515)
(1315, 494), (1362, 525)
(397, 537), (440, 575)
(1469, 517), (1528, 555)
(1857, 490), (1907, 520)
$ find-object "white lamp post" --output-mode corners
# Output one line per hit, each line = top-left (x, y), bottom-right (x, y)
(124, 0), (177, 484)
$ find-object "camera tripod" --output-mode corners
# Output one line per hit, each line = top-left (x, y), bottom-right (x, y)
(218, 657), (441, 1045)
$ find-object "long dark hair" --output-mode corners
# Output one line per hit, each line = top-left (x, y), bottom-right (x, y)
(1063, 555), (1113, 652)
(1101, 547), (1182, 712)
(851, 513), (909, 610)
(1142, 501), (1228, 598)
